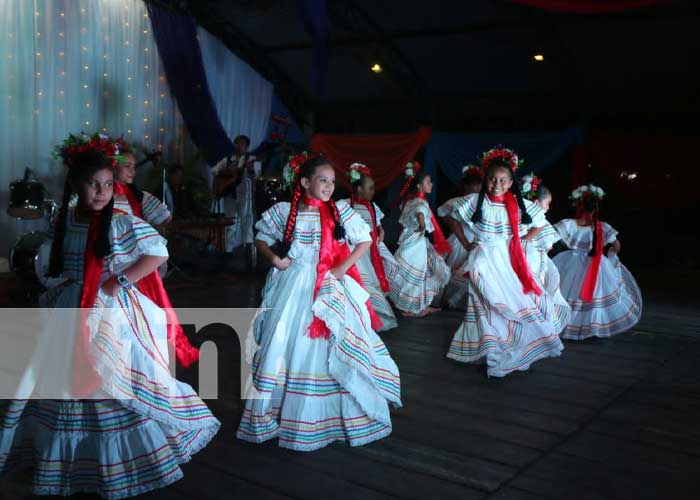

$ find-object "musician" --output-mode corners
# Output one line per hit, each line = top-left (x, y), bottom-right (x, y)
(212, 135), (260, 252)
(153, 164), (192, 219)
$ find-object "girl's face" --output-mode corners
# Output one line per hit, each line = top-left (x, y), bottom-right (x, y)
(302, 164), (336, 202)
(536, 194), (552, 213)
(418, 175), (433, 195)
(78, 167), (114, 211)
(115, 153), (136, 184)
(356, 176), (376, 201)
(465, 181), (482, 196)
(486, 167), (513, 197)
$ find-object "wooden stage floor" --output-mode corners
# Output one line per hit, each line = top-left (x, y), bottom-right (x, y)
(1, 269), (699, 500)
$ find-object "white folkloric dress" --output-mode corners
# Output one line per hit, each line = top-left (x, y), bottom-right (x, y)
(553, 219), (642, 340)
(340, 199), (398, 331)
(523, 219), (566, 302)
(0, 209), (220, 499)
(388, 197), (451, 314)
(437, 196), (477, 309)
(236, 201), (402, 451)
(446, 194), (570, 377)
(113, 191), (171, 225)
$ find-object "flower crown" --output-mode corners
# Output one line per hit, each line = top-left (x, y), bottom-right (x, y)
(348, 162), (371, 183)
(570, 184), (605, 202)
(282, 151), (311, 188)
(52, 132), (128, 167)
(462, 164), (483, 178)
(482, 147), (523, 171)
(520, 173), (541, 201)
(404, 161), (421, 178)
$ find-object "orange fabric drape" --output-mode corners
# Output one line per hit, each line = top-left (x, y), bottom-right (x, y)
(310, 127), (432, 190)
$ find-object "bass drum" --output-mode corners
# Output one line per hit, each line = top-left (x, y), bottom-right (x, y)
(9, 232), (64, 289)
(254, 176), (284, 217)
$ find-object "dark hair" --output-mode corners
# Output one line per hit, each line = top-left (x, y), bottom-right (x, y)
(537, 184), (552, 202)
(577, 194), (602, 257)
(410, 170), (431, 192)
(234, 135), (251, 147)
(278, 155), (344, 258)
(462, 171), (483, 188)
(351, 173), (372, 194)
(48, 150), (114, 277)
(471, 158), (532, 225)
(115, 149), (144, 204)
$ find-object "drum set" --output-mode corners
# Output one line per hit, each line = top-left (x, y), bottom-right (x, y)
(6, 167), (288, 295)
(7, 169), (60, 293)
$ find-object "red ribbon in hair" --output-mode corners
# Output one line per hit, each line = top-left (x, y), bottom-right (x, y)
(350, 196), (390, 293)
(488, 192), (541, 296)
(303, 195), (383, 338)
(578, 209), (603, 302)
(113, 182), (199, 367)
(72, 211), (104, 397)
(409, 192), (452, 256)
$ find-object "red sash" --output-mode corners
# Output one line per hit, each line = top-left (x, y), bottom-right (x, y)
(350, 196), (390, 293)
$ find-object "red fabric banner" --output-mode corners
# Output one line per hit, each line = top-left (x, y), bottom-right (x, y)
(310, 127), (432, 190)
(509, 0), (669, 14)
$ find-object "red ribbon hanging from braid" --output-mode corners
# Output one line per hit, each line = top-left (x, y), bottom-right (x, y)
(578, 206), (603, 302)
(303, 195), (383, 338)
(488, 192), (541, 296)
(113, 182), (199, 367)
(350, 195), (390, 293)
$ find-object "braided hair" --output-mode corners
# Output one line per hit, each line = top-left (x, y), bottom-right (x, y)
(537, 184), (552, 202)
(277, 155), (345, 258)
(48, 150), (115, 277)
(471, 158), (532, 225)
(579, 194), (601, 257)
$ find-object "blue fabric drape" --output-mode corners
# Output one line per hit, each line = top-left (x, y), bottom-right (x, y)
(299, 0), (329, 98)
(146, 3), (233, 165)
(424, 127), (585, 202)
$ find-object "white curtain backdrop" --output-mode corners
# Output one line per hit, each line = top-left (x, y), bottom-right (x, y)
(0, 0), (192, 255)
(0, 1), (275, 258)
(197, 27), (273, 159)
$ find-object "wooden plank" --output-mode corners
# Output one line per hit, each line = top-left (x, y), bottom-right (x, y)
(346, 436), (511, 494)
(391, 412), (536, 469)
(193, 438), (398, 500)
(277, 442), (485, 500)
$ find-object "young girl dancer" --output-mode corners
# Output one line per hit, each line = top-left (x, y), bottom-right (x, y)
(0, 145), (219, 498)
(553, 185), (642, 339)
(341, 162), (398, 331)
(437, 165), (483, 309)
(111, 141), (198, 367)
(237, 154), (401, 451)
(521, 173), (564, 297)
(445, 147), (570, 377)
(389, 162), (451, 317)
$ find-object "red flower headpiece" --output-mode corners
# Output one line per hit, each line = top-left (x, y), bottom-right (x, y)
(521, 173), (541, 201)
(482, 146), (523, 172)
(53, 133), (128, 167)
(348, 162), (371, 183)
(283, 150), (319, 187)
(462, 164), (484, 178)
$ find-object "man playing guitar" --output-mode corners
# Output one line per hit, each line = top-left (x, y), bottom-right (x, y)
(211, 135), (258, 253)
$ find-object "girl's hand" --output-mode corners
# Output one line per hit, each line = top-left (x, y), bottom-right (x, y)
(101, 276), (122, 297)
(416, 225), (426, 234)
(330, 266), (346, 280)
(272, 255), (292, 271)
